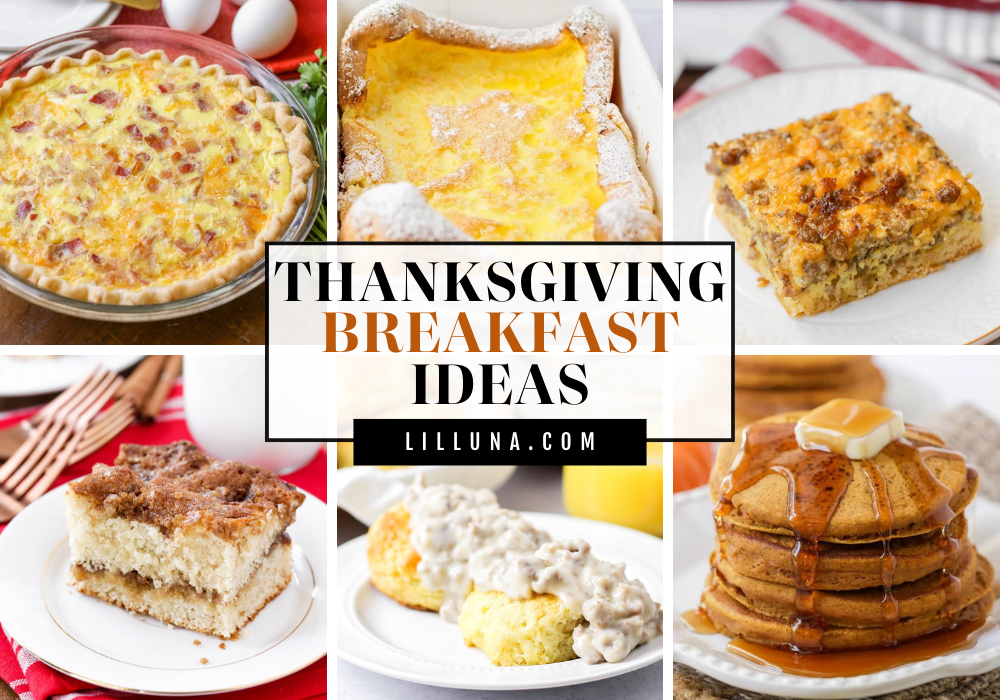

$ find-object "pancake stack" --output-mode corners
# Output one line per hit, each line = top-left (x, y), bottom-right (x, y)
(702, 409), (995, 652)
(735, 356), (884, 430)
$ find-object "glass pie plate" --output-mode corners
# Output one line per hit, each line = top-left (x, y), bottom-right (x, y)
(0, 26), (325, 322)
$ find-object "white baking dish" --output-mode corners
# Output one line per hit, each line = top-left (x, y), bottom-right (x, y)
(335, 0), (664, 217)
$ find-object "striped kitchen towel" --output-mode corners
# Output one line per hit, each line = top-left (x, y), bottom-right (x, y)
(674, 0), (1000, 111)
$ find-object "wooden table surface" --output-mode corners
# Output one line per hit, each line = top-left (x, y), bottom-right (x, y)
(674, 68), (707, 104)
(0, 286), (265, 345)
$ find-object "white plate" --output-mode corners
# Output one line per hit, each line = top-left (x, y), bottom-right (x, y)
(673, 66), (1000, 345)
(673, 486), (1000, 698)
(0, 485), (328, 696)
(336, 464), (517, 526)
(337, 511), (664, 690)
(0, 0), (118, 50)
(0, 355), (143, 397)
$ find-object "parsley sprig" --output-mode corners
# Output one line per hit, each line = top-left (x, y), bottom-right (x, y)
(289, 49), (327, 242)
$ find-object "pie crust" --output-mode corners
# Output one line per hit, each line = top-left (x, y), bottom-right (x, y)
(337, 2), (658, 242)
(0, 48), (314, 305)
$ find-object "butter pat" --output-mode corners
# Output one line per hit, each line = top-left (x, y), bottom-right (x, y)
(795, 399), (904, 459)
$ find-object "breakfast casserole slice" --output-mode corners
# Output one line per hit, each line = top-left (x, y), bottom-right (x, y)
(337, 2), (658, 242)
(707, 93), (983, 316)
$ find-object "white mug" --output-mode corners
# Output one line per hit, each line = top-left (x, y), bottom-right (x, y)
(183, 355), (321, 474)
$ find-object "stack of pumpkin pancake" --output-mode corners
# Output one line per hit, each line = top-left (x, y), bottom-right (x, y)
(735, 356), (884, 430)
(702, 406), (995, 652)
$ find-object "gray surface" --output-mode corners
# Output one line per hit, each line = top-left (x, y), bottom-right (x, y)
(336, 465), (663, 698)
(338, 658), (664, 700)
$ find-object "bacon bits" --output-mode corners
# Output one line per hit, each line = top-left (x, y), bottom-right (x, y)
(49, 238), (84, 260)
(720, 147), (747, 166)
(136, 152), (151, 162)
(115, 165), (130, 177)
(869, 172), (907, 205)
(157, 82), (175, 94)
(179, 163), (195, 174)
(232, 102), (250, 116)
(67, 85), (86, 94)
(144, 134), (165, 151)
(197, 99), (211, 112)
(89, 90), (119, 107)
(15, 201), (32, 222)
(183, 139), (201, 154)
(936, 180), (961, 204)
(252, 121), (261, 133)
(12, 121), (35, 133)
(125, 124), (143, 141)
(175, 226), (209, 253)
(145, 176), (161, 193)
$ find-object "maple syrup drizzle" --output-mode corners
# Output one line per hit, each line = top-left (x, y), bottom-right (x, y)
(681, 607), (719, 635)
(861, 461), (899, 646)
(728, 618), (991, 678)
(884, 434), (967, 623)
(717, 423), (854, 652)
(713, 421), (969, 654)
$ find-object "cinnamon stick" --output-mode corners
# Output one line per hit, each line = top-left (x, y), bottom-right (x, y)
(140, 355), (182, 423)
(117, 355), (166, 405)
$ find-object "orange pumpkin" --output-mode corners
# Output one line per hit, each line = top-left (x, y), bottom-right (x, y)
(673, 442), (714, 493)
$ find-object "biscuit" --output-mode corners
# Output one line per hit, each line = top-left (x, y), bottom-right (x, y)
(458, 589), (582, 666)
(367, 502), (445, 612)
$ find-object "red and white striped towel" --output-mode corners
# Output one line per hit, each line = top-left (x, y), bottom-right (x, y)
(675, 0), (1000, 111)
(0, 382), (327, 700)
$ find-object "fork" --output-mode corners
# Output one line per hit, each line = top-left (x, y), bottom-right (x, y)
(0, 369), (124, 522)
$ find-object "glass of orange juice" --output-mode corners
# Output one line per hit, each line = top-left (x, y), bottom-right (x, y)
(562, 443), (663, 536)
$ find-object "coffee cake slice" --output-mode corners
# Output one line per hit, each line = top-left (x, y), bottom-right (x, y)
(65, 441), (305, 638)
(707, 93), (983, 316)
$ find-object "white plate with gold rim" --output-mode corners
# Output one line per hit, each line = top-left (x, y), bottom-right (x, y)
(337, 511), (664, 690)
(0, 484), (327, 696)
(673, 486), (1000, 699)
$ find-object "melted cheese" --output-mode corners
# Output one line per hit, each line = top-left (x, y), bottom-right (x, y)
(0, 56), (292, 292)
(342, 32), (604, 241)
(713, 94), (982, 276)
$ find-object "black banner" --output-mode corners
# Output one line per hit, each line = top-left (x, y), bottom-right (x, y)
(352, 418), (648, 466)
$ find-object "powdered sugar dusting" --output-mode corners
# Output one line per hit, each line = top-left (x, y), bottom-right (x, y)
(426, 91), (537, 164)
(342, 183), (472, 241)
(596, 105), (654, 208)
(338, 2), (657, 239)
(339, 3), (613, 107)
(595, 199), (662, 241)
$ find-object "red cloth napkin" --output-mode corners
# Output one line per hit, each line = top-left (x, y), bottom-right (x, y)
(115, 0), (326, 76)
(0, 380), (327, 700)
(675, 0), (1000, 112)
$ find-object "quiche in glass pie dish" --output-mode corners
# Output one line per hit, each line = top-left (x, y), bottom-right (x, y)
(0, 48), (314, 305)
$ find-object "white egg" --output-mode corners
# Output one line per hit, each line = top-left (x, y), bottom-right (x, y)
(232, 0), (298, 59)
(162, 0), (221, 35)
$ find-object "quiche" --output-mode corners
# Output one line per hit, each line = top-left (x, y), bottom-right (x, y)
(0, 48), (314, 305)
(337, 2), (659, 242)
(707, 93), (983, 316)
